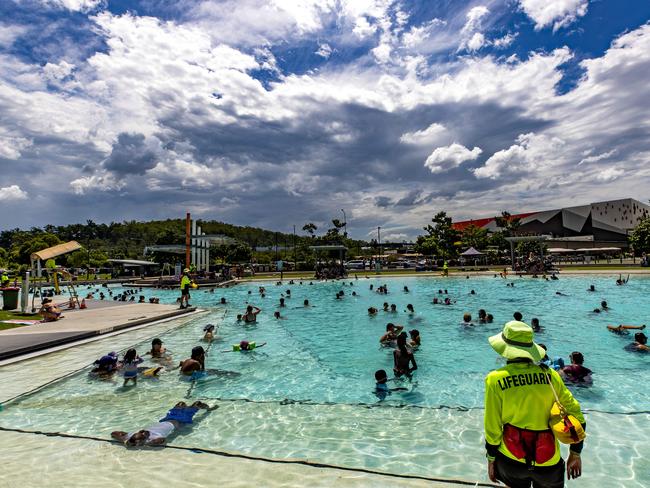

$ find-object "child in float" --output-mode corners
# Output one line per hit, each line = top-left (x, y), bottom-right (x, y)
(122, 349), (143, 386)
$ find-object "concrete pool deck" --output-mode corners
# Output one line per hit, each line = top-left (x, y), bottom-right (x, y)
(0, 301), (196, 361)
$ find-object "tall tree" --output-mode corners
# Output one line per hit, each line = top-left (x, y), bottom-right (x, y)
(495, 211), (521, 236)
(630, 217), (650, 254)
(302, 223), (318, 238)
(419, 211), (460, 258)
(461, 224), (488, 250)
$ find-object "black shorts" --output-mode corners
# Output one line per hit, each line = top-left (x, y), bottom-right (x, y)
(494, 453), (565, 488)
(181, 288), (190, 296)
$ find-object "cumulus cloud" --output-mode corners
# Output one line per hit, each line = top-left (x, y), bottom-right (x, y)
(518, 0), (589, 31)
(0, 23), (27, 48)
(0, 185), (28, 201)
(425, 143), (482, 173)
(102, 133), (159, 176)
(400, 123), (447, 145)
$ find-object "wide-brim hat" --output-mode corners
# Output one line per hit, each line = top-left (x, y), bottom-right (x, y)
(489, 320), (545, 362)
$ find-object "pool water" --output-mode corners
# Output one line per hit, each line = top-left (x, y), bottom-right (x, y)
(1, 275), (649, 486)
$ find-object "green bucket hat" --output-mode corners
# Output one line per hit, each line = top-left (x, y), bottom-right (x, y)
(488, 320), (545, 362)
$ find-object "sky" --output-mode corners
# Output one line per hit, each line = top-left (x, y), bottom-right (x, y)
(0, 0), (649, 241)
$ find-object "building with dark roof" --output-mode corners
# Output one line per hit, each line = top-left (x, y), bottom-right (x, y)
(452, 198), (650, 249)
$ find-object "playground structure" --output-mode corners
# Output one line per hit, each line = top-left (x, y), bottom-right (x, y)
(28, 241), (83, 313)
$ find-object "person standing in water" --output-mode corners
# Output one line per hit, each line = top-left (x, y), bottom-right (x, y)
(393, 332), (417, 378)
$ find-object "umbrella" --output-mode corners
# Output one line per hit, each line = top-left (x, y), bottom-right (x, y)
(460, 247), (484, 256)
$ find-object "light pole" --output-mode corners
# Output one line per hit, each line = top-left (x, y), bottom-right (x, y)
(341, 209), (347, 237)
(377, 226), (381, 273)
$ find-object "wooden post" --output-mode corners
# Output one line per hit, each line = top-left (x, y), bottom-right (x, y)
(185, 212), (191, 269)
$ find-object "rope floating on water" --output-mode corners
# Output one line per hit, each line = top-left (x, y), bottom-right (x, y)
(0, 425), (500, 487)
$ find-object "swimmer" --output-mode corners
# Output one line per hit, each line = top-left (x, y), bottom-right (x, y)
(383, 302), (389, 312)
(111, 401), (215, 446)
(406, 304), (414, 314)
(601, 300), (609, 311)
(352, 291), (357, 296)
(403, 286), (409, 293)
(409, 329), (421, 349)
(432, 297), (439, 304)
(486, 313), (494, 323)
(470, 289), (476, 295)
(220, 297), (227, 304)
(462, 313), (474, 326)
(122, 349), (143, 386)
(587, 285), (595, 292)
(236, 314), (242, 322)
(243, 305), (261, 323)
(390, 304), (397, 313)
(539, 344), (565, 371)
(607, 324), (646, 335)
(147, 338), (167, 358)
(226, 340), (267, 352)
(279, 297), (286, 307)
(179, 346), (205, 376)
(368, 307), (378, 315)
(616, 274), (630, 285)
(531, 317), (543, 333)
(561, 352), (592, 384)
(625, 332), (649, 352)
(374, 369), (407, 400)
(513, 311), (523, 321)
(91, 351), (120, 376)
(478, 309), (487, 323)
(274, 311), (286, 319)
(394, 333), (417, 379)
(380, 323), (403, 345)
(555, 291), (568, 296)
(303, 299), (310, 307)
(203, 324), (216, 342)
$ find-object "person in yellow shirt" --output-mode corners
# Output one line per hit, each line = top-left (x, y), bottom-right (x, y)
(179, 269), (192, 309)
(484, 320), (585, 487)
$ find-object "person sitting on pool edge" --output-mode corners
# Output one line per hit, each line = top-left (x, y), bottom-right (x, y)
(380, 323), (403, 345)
(179, 346), (206, 376)
(625, 332), (649, 353)
(111, 401), (216, 446)
(39, 298), (63, 322)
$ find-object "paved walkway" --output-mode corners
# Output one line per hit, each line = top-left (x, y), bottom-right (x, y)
(0, 302), (193, 360)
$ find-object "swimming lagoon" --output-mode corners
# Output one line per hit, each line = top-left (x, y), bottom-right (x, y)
(1, 275), (648, 486)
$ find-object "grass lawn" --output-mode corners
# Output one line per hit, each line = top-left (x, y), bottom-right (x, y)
(0, 310), (42, 330)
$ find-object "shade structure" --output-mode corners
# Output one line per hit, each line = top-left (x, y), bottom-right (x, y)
(108, 259), (159, 266)
(460, 247), (484, 256)
(30, 241), (82, 261)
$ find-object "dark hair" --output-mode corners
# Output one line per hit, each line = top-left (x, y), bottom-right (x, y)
(386, 323), (394, 331)
(570, 351), (584, 364)
(191, 346), (205, 359)
(635, 332), (647, 344)
(304, 299), (309, 305)
(601, 301), (608, 308)
(124, 349), (137, 363)
(478, 309), (486, 317)
(203, 324), (215, 333)
(531, 318), (539, 325)
(375, 369), (387, 382)
(513, 311), (523, 321)
(410, 329), (419, 338)
(152, 338), (163, 346)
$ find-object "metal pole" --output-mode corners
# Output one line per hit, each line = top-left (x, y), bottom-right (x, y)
(378, 226), (381, 272)
(185, 213), (191, 269)
(192, 221), (197, 269)
(293, 225), (296, 268)
(21, 271), (30, 313)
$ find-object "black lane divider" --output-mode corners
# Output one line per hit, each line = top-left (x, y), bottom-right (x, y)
(1, 314), (203, 408)
(0, 426), (500, 487)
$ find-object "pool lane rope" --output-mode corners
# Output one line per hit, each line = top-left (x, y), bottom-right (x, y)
(0, 425), (500, 487)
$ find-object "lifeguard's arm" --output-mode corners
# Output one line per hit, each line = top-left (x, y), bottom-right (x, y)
(483, 374), (503, 461)
(552, 370), (586, 454)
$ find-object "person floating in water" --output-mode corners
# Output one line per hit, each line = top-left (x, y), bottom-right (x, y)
(607, 324), (646, 335)
(111, 401), (216, 446)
